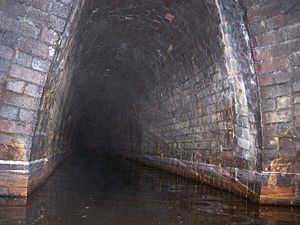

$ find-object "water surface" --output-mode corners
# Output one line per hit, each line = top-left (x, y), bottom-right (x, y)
(1, 154), (299, 225)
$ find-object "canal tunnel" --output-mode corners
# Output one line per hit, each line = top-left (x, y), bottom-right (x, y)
(64, 0), (230, 157)
(33, 0), (259, 166)
(0, 0), (300, 206)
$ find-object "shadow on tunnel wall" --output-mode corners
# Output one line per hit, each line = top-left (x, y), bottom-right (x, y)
(28, 0), (264, 203)
(1, 0), (299, 206)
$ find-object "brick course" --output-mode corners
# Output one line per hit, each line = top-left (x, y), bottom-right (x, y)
(0, 0), (299, 205)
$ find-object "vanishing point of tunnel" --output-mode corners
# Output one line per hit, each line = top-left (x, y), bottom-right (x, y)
(0, 0), (300, 222)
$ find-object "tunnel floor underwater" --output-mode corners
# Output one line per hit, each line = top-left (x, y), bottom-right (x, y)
(1, 153), (300, 225)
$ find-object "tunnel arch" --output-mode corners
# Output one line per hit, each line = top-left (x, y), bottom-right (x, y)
(28, 0), (261, 196)
(2, 0), (300, 205)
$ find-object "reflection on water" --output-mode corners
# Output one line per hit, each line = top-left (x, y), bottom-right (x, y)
(1, 154), (300, 225)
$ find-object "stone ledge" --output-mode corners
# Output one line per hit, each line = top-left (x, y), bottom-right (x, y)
(125, 153), (300, 206)
(0, 151), (66, 199)
(0, 170), (28, 197)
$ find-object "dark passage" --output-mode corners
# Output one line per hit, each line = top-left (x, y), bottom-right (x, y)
(35, 0), (230, 160)
(1, 153), (300, 225)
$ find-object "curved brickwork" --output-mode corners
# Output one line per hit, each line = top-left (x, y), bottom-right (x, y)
(0, 0), (299, 205)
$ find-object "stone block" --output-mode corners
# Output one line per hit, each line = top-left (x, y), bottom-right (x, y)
(50, 1), (71, 19)
(0, 105), (18, 120)
(16, 37), (51, 60)
(25, 6), (50, 27)
(260, 86), (277, 99)
(295, 105), (300, 116)
(49, 15), (66, 32)
(0, 0), (26, 17)
(263, 110), (293, 124)
(287, 24), (300, 40)
(32, 57), (51, 73)
(41, 28), (59, 45)
(0, 119), (34, 136)
(0, 58), (10, 72)
(13, 51), (33, 67)
(255, 57), (288, 74)
(274, 70), (291, 84)
(271, 39), (300, 58)
(27, 0), (51, 11)
(289, 51), (300, 67)
(19, 109), (37, 124)
(6, 79), (25, 94)
(261, 99), (276, 112)
(0, 133), (32, 149)
(266, 13), (300, 30)
(60, 0), (74, 5)
(253, 29), (285, 47)
(293, 82), (300, 93)
(24, 83), (42, 98)
(276, 96), (292, 109)
(2, 92), (40, 111)
(10, 64), (46, 86)
(254, 46), (271, 61)
(258, 73), (274, 86)
(0, 44), (13, 60)
(0, 29), (18, 46)
(0, 11), (40, 39)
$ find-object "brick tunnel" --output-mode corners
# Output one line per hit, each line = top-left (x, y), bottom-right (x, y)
(0, 0), (300, 206)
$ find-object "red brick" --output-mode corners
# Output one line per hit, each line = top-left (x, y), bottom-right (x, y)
(260, 83), (292, 99)
(247, 4), (282, 21)
(24, 83), (42, 98)
(17, 37), (51, 60)
(253, 46), (271, 61)
(263, 110), (293, 124)
(266, 14), (300, 30)
(2, 92), (40, 111)
(253, 29), (285, 47)
(274, 70), (291, 84)
(41, 28), (59, 45)
(255, 57), (288, 74)
(19, 109), (37, 124)
(6, 79), (25, 94)
(10, 64), (46, 86)
(258, 73), (274, 86)
(271, 39), (300, 57)
(261, 99), (276, 112)
(249, 20), (269, 36)
(0, 119), (34, 136)
(262, 124), (278, 137)
(276, 83), (292, 97)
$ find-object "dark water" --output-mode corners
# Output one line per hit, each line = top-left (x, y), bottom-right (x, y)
(1, 154), (300, 225)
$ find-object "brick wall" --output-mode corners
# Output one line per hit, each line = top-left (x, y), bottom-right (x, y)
(242, 0), (300, 204)
(0, 0), (75, 161)
(244, 0), (300, 174)
(0, 0), (80, 196)
(0, 0), (299, 205)
(67, 0), (261, 202)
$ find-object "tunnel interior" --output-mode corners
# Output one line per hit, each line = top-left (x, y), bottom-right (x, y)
(74, 0), (219, 150)
(31, 0), (259, 172)
(67, 0), (226, 157)
(1, 0), (300, 207)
